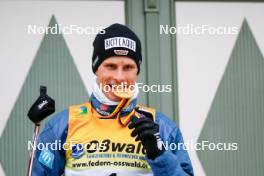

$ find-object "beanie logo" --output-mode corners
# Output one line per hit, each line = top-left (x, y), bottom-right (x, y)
(105, 37), (136, 52)
(114, 49), (129, 55)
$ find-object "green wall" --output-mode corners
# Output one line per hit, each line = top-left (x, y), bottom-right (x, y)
(197, 19), (264, 176)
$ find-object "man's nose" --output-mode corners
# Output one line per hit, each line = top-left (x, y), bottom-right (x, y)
(113, 68), (126, 83)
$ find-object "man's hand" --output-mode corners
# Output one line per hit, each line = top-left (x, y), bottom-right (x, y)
(128, 108), (164, 160)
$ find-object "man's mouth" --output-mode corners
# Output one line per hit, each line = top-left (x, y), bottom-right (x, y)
(99, 82), (134, 99)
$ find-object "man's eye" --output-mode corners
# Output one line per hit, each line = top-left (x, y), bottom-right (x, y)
(124, 65), (134, 70)
(106, 64), (116, 69)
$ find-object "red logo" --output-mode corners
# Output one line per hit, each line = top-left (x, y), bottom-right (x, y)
(114, 50), (129, 55)
(100, 104), (108, 111)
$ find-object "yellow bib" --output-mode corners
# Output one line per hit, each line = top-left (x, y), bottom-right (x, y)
(64, 102), (156, 175)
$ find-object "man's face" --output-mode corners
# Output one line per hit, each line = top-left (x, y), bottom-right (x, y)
(96, 56), (138, 101)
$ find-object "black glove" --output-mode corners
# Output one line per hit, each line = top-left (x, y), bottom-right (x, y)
(128, 108), (164, 160)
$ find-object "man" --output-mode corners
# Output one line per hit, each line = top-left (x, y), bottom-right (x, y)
(32, 23), (194, 176)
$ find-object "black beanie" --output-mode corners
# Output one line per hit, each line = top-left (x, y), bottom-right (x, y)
(92, 23), (142, 74)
